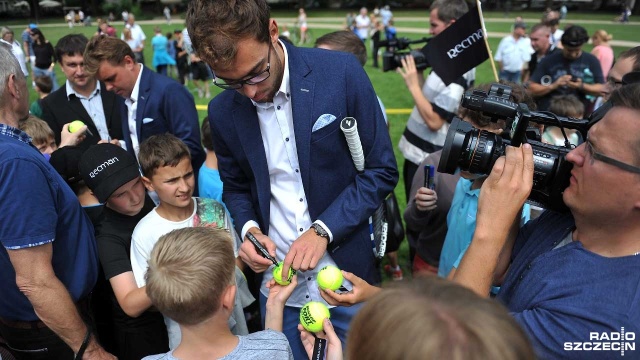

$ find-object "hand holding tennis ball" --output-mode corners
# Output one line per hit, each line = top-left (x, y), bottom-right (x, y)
(68, 120), (86, 133)
(273, 261), (295, 285)
(300, 301), (330, 333)
(317, 265), (343, 291)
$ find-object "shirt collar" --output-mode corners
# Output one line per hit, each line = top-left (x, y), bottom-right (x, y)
(252, 39), (291, 110)
(0, 123), (33, 145)
(66, 80), (100, 101)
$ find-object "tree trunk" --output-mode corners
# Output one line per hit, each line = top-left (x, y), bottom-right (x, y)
(29, 0), (40, 22)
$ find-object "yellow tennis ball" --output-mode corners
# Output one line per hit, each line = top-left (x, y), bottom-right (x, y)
(300, 301), (330, 333)
(68, 120), (85, 133)
(317, 265), (343, 291)
(272, 261), (294, 286)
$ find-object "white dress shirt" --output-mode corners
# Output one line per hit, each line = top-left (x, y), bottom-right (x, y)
(124, 64), (144, 158)
(65, 80), (109, 140)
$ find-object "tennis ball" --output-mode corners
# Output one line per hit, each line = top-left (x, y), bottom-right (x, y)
(317, 265), (343, 291)
(68, 120), (85, 133)
(272, 261), (294, 286)
(300, 301), (330, 333)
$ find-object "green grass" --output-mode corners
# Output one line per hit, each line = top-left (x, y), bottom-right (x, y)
(23, 9), (639, 281)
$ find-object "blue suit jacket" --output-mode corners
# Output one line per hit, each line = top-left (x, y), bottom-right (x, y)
(120, 66), (204, 176)
(208, 43), (398, 284)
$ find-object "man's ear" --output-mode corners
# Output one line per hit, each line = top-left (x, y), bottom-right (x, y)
(269, 19), (279, 43)
(141, 176), (154, 192)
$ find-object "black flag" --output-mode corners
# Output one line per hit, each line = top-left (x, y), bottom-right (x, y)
(422, 6), (489, 86)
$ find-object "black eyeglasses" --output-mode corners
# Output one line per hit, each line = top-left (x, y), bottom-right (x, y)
(212, 44), (271, 90)
(606, 77), (623, 89)
(584, 137), (640, 174)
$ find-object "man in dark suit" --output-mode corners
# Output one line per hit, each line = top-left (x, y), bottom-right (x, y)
(186, 1), (398, 358)
(41, 34), (123, 151)
(82, 36), (204, 177)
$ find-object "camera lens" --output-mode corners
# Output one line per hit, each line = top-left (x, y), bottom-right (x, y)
(438, 117), (504, 175)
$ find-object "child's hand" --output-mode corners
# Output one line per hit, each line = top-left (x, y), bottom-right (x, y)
(298, 319), (343, 360)
(266, 274), (298, 308)
(60, 123), (87, 147)
(415, 187), (438, 211)
(319, 271), (380, 307)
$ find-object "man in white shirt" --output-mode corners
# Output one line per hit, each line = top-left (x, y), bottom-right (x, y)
(122, 14), (146, 64)
(495, 22), (533, 83)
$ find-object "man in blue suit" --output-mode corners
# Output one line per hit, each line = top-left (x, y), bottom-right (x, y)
(83, 36), (204, 178)
(186, 0), (398, 358)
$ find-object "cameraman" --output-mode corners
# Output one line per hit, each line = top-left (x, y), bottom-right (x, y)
(452, 84), (640, 359)
(397, 0), (475, 247)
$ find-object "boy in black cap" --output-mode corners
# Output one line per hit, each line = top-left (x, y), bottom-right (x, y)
(49, 145), (102, 223)
(79, 144), (169, 360)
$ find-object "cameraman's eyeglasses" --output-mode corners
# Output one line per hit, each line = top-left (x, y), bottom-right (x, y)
(606, 77), (624, 89)
(584, 137), (640, 174)
(212, 44), (271, 90)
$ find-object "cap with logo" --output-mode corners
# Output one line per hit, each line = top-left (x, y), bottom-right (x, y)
(50, 146), (85, 186)
(79, 144), (141, 203)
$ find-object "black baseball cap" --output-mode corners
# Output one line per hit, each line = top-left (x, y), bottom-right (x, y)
(78, 144), (141, 203)
(49, 146), (84, 185)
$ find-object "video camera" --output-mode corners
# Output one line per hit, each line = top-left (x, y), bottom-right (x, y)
(379, 37), (431, 72)
(437, 83), (599, 212)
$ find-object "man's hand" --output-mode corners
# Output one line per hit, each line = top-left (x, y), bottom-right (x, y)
(238, 230), (276, 273)
(476, 144), (534, 240)
(298, 319), (343, 360)
(320, 270), (380, 307)
(415, 187), (438, 211)
(553, 74), (573, 89)
(82, 337), (116, 359)
(282, 229), (327, 277)
(567, 76), (584, 90)
(397, 55), (422, 91)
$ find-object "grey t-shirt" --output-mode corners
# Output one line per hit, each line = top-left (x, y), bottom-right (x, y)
(142, 330), (293, 360)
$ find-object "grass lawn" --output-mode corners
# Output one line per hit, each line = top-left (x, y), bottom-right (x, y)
(18, 8), (638, 281)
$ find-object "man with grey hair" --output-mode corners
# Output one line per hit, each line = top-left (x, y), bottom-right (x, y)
(396, 0), (475, 270)
(0, 43), (114, 360)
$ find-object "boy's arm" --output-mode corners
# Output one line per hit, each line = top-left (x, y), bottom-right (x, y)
(265, 276), (298, 332)
(109, 272), (152, 318)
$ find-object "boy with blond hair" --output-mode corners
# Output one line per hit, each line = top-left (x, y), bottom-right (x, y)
(131, 133), (251, 349)
(143, 227), (294, 359)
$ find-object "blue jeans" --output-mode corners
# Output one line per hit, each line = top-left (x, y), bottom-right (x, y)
(499, 70), (521, 83)
(32, 67), (59, 91)
(259, 293), (363, 360)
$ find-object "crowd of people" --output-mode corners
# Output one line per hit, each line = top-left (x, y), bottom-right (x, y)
(1, 1), (640, 359)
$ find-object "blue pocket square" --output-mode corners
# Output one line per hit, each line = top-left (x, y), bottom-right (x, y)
(142, 118), (154, 124)
(312, 114), (337, 132)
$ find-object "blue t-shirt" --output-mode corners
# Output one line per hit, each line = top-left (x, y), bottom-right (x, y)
(0, 125), (99, 321)
(498, 210), (640, 359)
(198, 164), (224, 204)
(439, 177), (530, 278)
(530, 51), (604, 111)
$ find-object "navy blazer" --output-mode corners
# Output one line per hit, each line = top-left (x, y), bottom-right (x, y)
(208, 43), (398, 284)
(41, 81), (123, 151)
(119, 66), (204, 175)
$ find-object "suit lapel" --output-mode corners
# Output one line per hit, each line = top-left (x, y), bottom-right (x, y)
(287, 43), (314, 196)
(233, 93), (272, 229)
(135, 66), (152, 140)
(100, 82), (116, 130)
